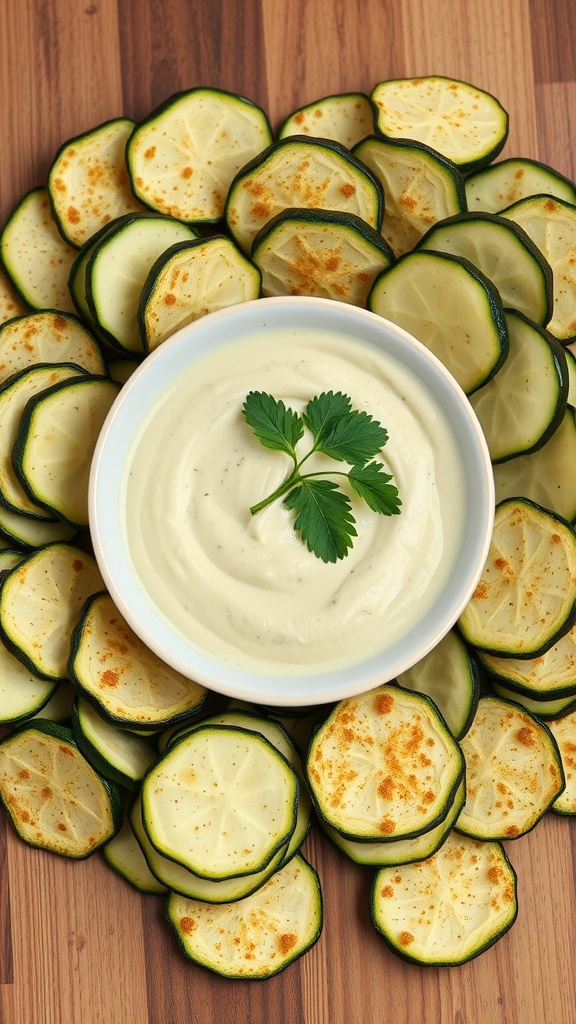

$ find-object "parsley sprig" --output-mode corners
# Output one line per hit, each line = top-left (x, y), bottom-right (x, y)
(242, 390), (402, 563)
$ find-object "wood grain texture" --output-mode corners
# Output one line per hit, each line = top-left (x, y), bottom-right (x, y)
(1, 1), (576, 1022)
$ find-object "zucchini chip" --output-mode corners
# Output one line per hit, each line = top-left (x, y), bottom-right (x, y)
(0, 542), (104, 680)
(479, 620), (576, 701)
(141, 724), (298, 880)
(371, 831), (517, 966)
(459, 498), (576, 657)
(456, 695), (565, 839)
(493, 408), (576, 523)
(548, 710), (576, 815)
(85, 212), (198, 352)
(130, 794), (288, 904)
(13, 375), (120, 527)
(0, 266), (28, 326)
(323, 778), (465, 868)
(251, 207), (393, 304)
(0, 720), (122, 858)
(139, 236), (261, 351)
(103, 813), (169, 895)
(0, 363), (87, 520)
(0, 188), (77, 313)
(370, 76), (508, 171)
(127, 87), (273, 223)
(466, 157), (576, 214)
(69, 592), (207, 729)
(48, 118), (146, 247)
(368, 249), (508, 394)
(225, 136), (384, 253)
(0, 310), (105, 387)
(489, 680), (576, 721)
(278, 92), (374, 149)
(353, 135), (466, 256)
(501, 194), (576, 342)
(0, 502), (77, 549)
(416, 212), (553, 326)
(469, 310), (568, 462)
(71, 697), (157, 790)
(167, 854), (322, 979)
(396, 627), (479, 739)
(0, 630), (57, 724)
(306, 684), (464, 842)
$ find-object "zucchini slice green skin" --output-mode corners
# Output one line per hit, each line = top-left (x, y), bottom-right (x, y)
(306, 684), (464, 843)
(370, 76), (509, 172)
(167, 854), (323, 979)
(396, 628), (480, 740)
(371, 832), (518, 966)
(12, 375), (120, 528)
(71, 696), (157, 790)
(469, 309), (569, 463)
(0, 310), (106, 387)
(48, 117), (146, 247)
(548, 709), (576, 815)
(277, 92), (375, 150)
(455, 695), (565, 840)
(141, 724), (299, 881)
(103, 813), (169, 895)
(251, 206), (394, 305)
(478, 620), (576, 701)
(0, 719), (122, 859)
(352, 134), (466, 256)
(0, 630), (57, 724)
(489, 679), (576, 721)
(69, 591), (207, 730)
(415, 211), (554, 327)
(459, 498), (576, 658)
(127, 87), (273, 224)
(465, 157), (576, 215)
(368, 249), (509, 394)
(224, 135), (385, 253)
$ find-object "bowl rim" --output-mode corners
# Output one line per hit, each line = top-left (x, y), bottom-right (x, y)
(89, 295), (494, 707)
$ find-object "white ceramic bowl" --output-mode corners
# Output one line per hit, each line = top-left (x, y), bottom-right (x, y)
(89, 296), (494, 707)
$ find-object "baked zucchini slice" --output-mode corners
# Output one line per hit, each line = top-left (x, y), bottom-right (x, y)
(251, 207), (393, 304)
(492, 407), (576, 523)
(0, 363), (87, 519)
(0, 265), (28, 326)
(415, 212), (553, 326)
(478, 621), (576, 700)
(0, 310), (105, 387)
(0, 502), (76, 549)
(323, 777), (465, 868)
(48, 117), (145, 247)
(102, 812), (169, 895)
(396, 627), (479, 739)
(370, 76), (508, 171)
(0, 188), (77, 313)
(456, 695), (565, 839)
(0, 629), (57, 723)
(459, 498), (576, 657)
(130, 794), (288, 903)
(501, 194), (576, 341)
(71, 696), (157, 790)
(368, 249), (508, 394)
(69, 592), (207, 729)
(225, 135), (384, 253)
(85, 212), (198, 352)
(167, 854), (322, 979)
(141, 724), (298, 880)
(371, 831), (517, 965)
(277, 92), (374, 149)
(469, 310), (568, 462)
(106, 357), (140, 385)
(352, 135), (466, 255)
(138, 235), (261, 351)
(0, 541), (104, 680)
(0, 719), (122, 858)
(466, 157), (576, 214)
(548, 710), (576, 815)
(306, 684), (464, 842)
(13, 375), (120, 527)
(127, 87), (273, 223)
(489, 679), (576, 721)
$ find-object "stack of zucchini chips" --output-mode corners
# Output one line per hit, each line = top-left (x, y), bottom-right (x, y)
(1, 75), (576, 974)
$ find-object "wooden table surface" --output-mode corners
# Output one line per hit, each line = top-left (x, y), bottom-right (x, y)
(1, 1), (576, 1022)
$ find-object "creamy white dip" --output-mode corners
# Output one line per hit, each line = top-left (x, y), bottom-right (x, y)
(123, 327), (465, 675)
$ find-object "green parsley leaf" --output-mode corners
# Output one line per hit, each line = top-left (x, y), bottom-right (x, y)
(307, 396), (389, 464)
(302, 391), (352, 446)
(283, 479), (357, 563)
(348, 461), (403, 515)
(242, 391), (304, 459)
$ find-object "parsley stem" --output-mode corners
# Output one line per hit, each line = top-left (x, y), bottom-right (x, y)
(249, 468), (352, 516)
